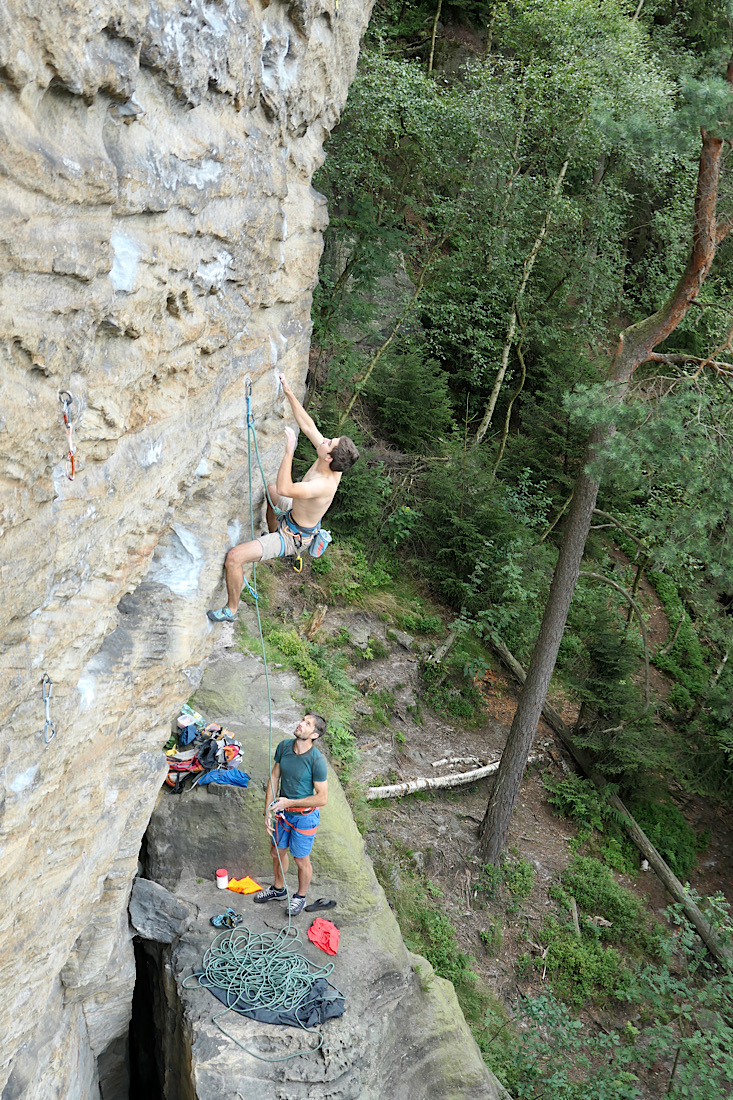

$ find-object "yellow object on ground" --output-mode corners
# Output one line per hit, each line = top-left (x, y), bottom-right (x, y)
(227, 876), (262, 895)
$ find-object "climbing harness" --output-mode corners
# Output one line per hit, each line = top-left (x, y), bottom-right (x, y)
(41, 673), (56, 745)
(58, 391), (75, 480)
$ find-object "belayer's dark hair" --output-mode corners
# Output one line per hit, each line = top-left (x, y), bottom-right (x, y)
(329, 437), (360, 473)
(307, 712), (327, 738)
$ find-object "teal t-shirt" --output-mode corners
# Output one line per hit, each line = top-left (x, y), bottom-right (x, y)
(274, 739), (327, 800)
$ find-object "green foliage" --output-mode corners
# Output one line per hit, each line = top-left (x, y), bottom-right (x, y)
(545, 774), (707, 881)
(385, 506), (423, 549)
(324, 720), (359, 769)
(648, 570), (708, 707)
(552, 857), (658, 952)
(627, 798), (706, 880)
(396, 606), (443, 634)
(310, 543), (393, 606)
(536, 917), (632, 1006)
(366, 340), (455, 454)
(545, 773), (614, 838)
(502, 992), (643, 1100)
(420, 648), (484, 721)
(479, 920), (503, 955)
(478, 855), (535, 918)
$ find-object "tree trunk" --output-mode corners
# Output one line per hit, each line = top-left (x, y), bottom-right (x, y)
(479, 436), (606, 860)
(478, 108), (728, 863)
(367, 752), (542, 800)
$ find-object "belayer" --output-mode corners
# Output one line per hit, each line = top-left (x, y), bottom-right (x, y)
(254, 712), (328, 916)
(208, 373), (359, 622)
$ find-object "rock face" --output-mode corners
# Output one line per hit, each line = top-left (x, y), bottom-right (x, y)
(140, 642), (508, 1099)
(0, 2), (372, 1096)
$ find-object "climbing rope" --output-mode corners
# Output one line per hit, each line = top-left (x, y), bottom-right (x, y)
(183, 925), (336, 1060)
(58, 391), (75, 480)
(41, 673), (56, 745)
(191, 376), (341, 1061)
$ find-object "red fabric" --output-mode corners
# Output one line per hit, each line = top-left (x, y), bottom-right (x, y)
(307, 918), (340, 955)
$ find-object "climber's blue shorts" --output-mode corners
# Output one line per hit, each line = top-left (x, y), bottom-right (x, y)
(272, 808), (320, 858)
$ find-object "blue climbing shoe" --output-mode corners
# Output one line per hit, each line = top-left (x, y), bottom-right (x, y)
(210, 908), (242, 929)
(207, 606), (236, 623)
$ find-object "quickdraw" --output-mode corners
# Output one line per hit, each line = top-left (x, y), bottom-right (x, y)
(59, 391), (75, 480)
(42, 673), (56, 745)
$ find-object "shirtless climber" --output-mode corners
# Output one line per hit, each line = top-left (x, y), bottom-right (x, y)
(207, 374), (360, 622)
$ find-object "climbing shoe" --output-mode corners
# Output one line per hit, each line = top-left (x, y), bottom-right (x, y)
(287, 894), (307, 916)
(210, 908), (243, 929)
(253, 885), (287, 904)
(207, 606), (236, 623)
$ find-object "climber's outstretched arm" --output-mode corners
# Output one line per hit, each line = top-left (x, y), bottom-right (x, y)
(276, 427), (326, 498)
(279, 374), (324, 448)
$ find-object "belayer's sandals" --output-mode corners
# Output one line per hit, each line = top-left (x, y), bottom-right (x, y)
(304, 898), (337, 912)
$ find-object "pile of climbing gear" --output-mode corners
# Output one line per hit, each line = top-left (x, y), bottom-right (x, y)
(163, 704), (248, 794)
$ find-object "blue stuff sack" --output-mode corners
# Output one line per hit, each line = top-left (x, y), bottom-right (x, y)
(308, 529), (332, 558)
(178, 722), (198, 747)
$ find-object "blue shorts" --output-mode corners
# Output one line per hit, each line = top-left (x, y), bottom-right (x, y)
(273, 808), (320, 858)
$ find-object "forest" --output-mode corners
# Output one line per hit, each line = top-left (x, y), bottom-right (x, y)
(269, 0), (733, 1095)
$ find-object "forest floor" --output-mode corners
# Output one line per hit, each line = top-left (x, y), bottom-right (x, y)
(256, 558), (733, 1099)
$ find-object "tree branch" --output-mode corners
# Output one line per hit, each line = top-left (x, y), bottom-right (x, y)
(591, 509), (648, 554)
(475, 152), (572, 445)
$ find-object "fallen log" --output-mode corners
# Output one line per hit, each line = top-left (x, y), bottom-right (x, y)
(367, 753), (542, 800)
(431, 755), (483, 769)
(489, 637), (733, 970)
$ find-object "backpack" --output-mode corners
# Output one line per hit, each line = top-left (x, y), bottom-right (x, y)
(198, 735), (243, 771)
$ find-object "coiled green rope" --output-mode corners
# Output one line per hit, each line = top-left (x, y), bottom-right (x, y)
(183, 925), (336, 1060)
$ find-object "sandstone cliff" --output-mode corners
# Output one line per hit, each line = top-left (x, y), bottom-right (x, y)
(0, 2), (371, 1095)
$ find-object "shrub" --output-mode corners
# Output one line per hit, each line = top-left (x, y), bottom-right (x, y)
(552, 857), (656, 951)
(628, 797), (704, 879)
(537, 916), (632, 1005)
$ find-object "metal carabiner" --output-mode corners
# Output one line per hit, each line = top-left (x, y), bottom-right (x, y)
(292, 554), (303, 574)
(59, 391), (73, 420)
(243, 376), (255, 426)
(42, 673), (56, 745)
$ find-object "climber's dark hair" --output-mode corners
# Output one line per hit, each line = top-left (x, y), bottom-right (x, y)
(307, 712), (327, 739)
(329, 437), (360, 473)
